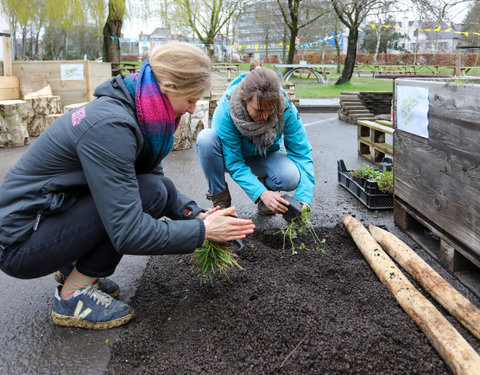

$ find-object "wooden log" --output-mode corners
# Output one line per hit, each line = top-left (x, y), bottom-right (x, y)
(0, 100), (29, 147)
(369, 224), (480, 341)
(173, 100), (209, 151)
(25, 96), (62, 136)
(343, 214), (480, 375)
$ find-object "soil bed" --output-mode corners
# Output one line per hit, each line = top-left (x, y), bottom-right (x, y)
(106, 223), (479, 374)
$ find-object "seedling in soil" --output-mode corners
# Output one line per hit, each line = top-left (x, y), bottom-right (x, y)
(190, 240), (243, 284)
(352, 164), (393, 194)
(275, 207), (326, 255)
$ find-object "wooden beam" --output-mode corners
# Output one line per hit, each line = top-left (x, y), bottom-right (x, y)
(343, 214), (480, 375)
(2, 30), (12, 76)
(369, 224), (480, 341)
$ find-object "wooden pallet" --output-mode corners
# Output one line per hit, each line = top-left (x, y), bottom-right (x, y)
(357, 119), (394, 163)
(394, 198), (480, 297)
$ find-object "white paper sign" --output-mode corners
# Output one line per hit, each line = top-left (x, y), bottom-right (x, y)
(60, 64), (84, 80)
(396, 85), (429, 138)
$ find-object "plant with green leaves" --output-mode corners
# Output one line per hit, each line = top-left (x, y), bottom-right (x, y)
(190, 240), (243, 284)
(275, 208), (326, 255)
(352, 163), (393, 193)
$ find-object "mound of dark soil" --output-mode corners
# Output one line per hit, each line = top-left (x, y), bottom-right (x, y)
(106, 224), (476, 374)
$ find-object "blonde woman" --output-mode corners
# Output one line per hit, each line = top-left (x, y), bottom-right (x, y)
(0, 42), (255, 329)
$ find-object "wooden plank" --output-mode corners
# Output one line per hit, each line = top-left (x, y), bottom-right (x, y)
(0, 76), (19, 88)
(376, 119), (393, 127)
(394, 132), (480, 254)
(0, 87), (20, 100)
(357, 120), (394, 135)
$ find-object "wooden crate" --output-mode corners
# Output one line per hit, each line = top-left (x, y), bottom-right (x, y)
(12, 60), (112, 106)
(393, 77), (480, 292)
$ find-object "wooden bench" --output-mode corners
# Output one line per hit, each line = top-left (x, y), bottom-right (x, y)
(357, 119), (394, 163)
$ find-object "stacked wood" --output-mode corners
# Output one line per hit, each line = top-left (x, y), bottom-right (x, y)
(25, 96), (62, 136)
(173, 100), (209, 151)
(0, 100), (29, 147)
(338, 91), (375, 124)
(358, 91), (392, 116)
(282, 81), (300, 110)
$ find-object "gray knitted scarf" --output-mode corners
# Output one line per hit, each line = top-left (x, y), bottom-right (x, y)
(229, 84), (285, 156)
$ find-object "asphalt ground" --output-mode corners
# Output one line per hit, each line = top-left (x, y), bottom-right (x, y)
(1, 111), (478, 374)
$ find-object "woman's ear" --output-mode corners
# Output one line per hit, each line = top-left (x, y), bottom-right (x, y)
(160, 83), (175, 94)
(240, 89), (246, 100)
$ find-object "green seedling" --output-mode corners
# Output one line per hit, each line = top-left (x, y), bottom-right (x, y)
(275, 208), (326, 255)
(190, 240), (243, 284)
(352, 164), (393, 193)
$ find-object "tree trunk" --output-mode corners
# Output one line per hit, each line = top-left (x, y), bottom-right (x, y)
(374, 30), (381, 63)
(335, 28), (358, 85)
(287, 28), (298, 64)
(102, 0), (125, 63)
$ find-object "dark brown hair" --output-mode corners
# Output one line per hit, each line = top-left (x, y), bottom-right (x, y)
(241, 67), (284, 129)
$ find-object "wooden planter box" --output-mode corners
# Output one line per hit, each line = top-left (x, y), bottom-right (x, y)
(393, 77), (480, 295)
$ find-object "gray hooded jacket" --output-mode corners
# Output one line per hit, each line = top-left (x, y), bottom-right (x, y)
(0, 75), (205, 255)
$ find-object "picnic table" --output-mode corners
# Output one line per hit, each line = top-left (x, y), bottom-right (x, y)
(212, 63), (240, 79)
(273, 64), (336, 84)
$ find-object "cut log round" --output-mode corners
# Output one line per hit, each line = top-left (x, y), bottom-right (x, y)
(25, 96), (62, 136)
(344, 214), (480, 375)
(369, 224), (480, 341)
(173, 100), (209, 151)
(0, 99), (29, 147)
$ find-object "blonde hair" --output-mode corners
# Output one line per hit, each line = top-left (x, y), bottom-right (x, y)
(149, 42), (211, 97)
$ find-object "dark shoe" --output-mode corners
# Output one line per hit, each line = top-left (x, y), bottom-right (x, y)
(54, 271), (120, 298)
(51, 285), (134, 329)
(257, 199), (275, 215)
(206, 184), (232, 209)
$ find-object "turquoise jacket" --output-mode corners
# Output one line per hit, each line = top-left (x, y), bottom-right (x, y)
(212, 73), (315, 206)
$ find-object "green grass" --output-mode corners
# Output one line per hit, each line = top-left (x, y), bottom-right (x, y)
(294, 76), (394, 98)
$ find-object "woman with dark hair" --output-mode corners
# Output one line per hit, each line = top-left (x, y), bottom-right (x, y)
(0, 42), (255, 329)
(196, 67), (314, 216)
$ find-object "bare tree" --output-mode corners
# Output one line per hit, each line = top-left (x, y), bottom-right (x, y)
(329, 0), (381, 85)
(365, 0), (396, 62)
(175, 0), (247, 58)
(276, 0), (329, 64)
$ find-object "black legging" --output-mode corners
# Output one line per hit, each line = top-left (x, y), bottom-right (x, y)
(0, 174), (177, 279)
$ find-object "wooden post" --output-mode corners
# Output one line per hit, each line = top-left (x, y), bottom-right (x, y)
(343, 214), (480, 375)
(369, 224), (480, 341)
(455, 48), (461, 77)
(2, 30), (12, 76)
(84, 61), (91, 101)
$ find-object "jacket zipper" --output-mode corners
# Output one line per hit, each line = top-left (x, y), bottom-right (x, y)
(33, 209), (43, 231)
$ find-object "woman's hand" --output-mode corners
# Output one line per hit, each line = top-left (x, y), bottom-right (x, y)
(196, 206), (220, 220)
(260, 191), (289, 214)
(203, 207), (255, 243)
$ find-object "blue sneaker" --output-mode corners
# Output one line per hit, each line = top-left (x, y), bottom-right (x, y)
(54, 271), (120, 298)
(51, 285), (134, 329)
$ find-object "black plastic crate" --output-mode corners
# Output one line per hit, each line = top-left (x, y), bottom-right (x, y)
(337, 160), (393, 210)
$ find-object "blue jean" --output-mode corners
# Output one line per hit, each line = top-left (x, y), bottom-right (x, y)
(0, 174), (177, 280)
(196, 128), (300, 195)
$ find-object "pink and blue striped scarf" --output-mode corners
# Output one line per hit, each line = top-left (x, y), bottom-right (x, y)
(124, 60), (179, 173)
